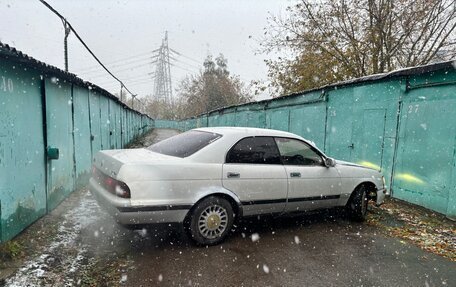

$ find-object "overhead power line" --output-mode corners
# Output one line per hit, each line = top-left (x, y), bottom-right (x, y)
(169, 48), (201, 64)
(79, 53), (159, 74)
(77, 49), (159, 72)
(38, 0), (139, 100)
(169, 55), (200, 70)
(97, 73), (156, 86)
(169, 62), (197, 73)
(100, 76), (156, 89)
(124, 77), (157, 86)
(85, 61), (157, 79)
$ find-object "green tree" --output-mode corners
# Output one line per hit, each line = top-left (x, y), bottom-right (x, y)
(262, 0), (456, 95)
(177, 54), (252, 118)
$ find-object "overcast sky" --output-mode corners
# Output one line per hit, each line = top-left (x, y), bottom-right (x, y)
(0, 0), (292, 100)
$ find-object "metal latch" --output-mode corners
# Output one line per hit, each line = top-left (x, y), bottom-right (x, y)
(47, 147), (59, 160)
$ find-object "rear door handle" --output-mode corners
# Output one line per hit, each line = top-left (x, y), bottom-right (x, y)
(290, 172), (301, 178)
(227, 172), (240, 178)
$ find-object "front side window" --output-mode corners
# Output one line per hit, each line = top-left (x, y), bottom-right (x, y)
(226, 136), (281, 164)
(148, 130), (221, 158)
(275, 137), (323, 166)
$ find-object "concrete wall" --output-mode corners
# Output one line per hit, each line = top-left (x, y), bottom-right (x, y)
(161, 62), (456, 219)
(0, 55), (154, 242)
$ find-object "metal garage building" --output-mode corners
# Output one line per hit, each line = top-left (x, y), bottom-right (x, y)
(157, 60), (456, 219)
(0, 43), (154, 242)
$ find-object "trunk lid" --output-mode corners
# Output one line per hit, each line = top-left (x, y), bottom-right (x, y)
(93, 148), (181, 177)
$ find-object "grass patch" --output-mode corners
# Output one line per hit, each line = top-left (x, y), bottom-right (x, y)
(0, 241), (24, 261)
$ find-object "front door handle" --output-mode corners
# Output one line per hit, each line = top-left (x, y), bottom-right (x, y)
(290, 172), (301, 178)
(227, 172), (240, 178)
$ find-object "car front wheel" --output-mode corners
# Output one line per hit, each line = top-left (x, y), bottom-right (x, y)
(187, 196), (234, 246)
(347, 185), (368, 221)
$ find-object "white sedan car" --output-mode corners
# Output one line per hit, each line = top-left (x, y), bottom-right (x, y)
(89, 127), (386, 245)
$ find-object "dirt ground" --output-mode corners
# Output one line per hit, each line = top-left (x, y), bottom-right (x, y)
(1, 128), (455, 287)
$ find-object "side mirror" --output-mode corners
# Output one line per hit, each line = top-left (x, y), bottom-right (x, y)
(324, 157), (336, 167)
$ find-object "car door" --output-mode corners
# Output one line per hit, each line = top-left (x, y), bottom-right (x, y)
(274, 137), (341, 212)
(222, 136), (288, 216)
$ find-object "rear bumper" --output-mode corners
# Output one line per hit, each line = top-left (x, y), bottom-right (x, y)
(89, 178), (190, 225)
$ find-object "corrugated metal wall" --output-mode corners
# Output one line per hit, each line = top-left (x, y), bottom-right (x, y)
(0, 55), (154, 242)
(0, 59), (47, 242)
(159, 63), (456, 219)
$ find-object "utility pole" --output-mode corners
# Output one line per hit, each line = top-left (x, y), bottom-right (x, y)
(62, 19), (71, 72)
(153, 31), (173, 104)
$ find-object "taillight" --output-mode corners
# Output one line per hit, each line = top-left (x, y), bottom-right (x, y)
(92, 166), (131, 198)
(114, 181), (131, 198)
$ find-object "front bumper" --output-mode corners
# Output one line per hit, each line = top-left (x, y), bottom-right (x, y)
(375, 188), (387, 206)
(89, 178), (190, 225)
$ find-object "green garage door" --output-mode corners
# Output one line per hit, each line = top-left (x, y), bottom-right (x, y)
(392, 85), (456, 215)
(45, 80), (75, 211)
(351, 109), (386, 171)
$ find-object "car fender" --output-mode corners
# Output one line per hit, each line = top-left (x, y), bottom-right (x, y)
(190, 185), (244, 217)
(340, 177), (384, 206)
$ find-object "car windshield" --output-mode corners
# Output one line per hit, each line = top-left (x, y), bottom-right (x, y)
(148, 130), (221, 158)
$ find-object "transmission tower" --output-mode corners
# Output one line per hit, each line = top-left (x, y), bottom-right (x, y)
(153, 32), (173, 104)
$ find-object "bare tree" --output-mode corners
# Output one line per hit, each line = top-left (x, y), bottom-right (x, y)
(262, 0), (456, 95)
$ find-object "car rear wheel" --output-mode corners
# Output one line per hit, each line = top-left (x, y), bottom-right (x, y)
(347, 185), (368, 221)
(187, 196), (234, 245)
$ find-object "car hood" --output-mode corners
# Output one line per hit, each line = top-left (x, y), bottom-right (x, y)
(335, 159), (375, 170)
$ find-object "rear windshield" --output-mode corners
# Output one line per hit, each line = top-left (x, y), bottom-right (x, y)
(148, 130), (222, 158)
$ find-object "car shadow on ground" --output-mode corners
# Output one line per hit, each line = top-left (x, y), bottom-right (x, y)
(118, 207), (358, 251)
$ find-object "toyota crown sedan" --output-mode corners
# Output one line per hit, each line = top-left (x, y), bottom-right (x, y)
(89, 127), (386, 245)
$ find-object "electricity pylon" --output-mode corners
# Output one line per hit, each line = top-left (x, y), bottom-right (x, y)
(153, 32), (173, 104)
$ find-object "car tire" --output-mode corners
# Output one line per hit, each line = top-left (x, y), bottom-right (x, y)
(187, 196), (234, 246)
(347, 185), (368, 221)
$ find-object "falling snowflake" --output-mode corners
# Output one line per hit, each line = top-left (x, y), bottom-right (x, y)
(251, 233), (260, 242)
(263, 264), (269, 274)
(294, 236), (300, 244)
(138, 228), (147, 237)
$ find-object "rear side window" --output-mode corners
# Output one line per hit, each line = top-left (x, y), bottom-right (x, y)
(226, 136), (281, 164)
(148, 130), (221, 158)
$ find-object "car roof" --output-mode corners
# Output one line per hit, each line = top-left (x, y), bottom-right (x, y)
(194, 126), (304, 139)
(187, 127), (325, 163)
